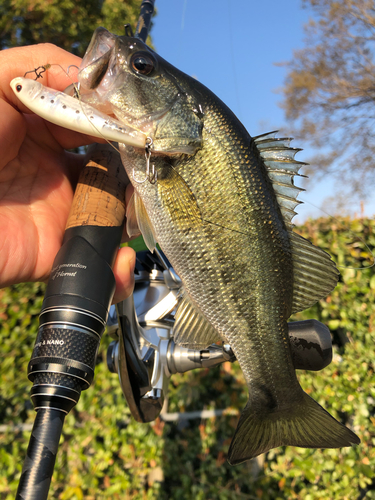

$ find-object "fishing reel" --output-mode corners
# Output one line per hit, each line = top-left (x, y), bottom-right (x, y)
(106, 250), (333, 423)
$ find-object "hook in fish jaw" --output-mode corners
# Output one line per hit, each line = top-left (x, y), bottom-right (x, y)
(133, 137), (157, 185)
(66, 64), (81, 89)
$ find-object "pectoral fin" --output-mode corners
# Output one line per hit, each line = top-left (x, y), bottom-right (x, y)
(125, 192), (141, 239)
(156, 161), (203, 228)
(126, 192), (157, 253)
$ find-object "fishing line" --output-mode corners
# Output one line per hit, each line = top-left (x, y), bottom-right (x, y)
(227, 0), (243, 123)
(181, 0), (188, 33)
(203, 204), (375, 272)
(63, 70), (123, 156)
(23, 63), (158, 200)
(160, 164), (374, 273)
(177, 0), (188, 62)
(25, 63), (78, 81)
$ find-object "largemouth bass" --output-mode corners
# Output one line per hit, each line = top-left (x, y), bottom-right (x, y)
(79, 28), (359, 463)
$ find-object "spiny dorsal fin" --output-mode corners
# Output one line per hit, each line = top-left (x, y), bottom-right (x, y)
(254, 131), (307, 227)
(173, 290), (221, 348)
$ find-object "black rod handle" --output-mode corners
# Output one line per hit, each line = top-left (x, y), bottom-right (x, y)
(17, 144), (128, 500)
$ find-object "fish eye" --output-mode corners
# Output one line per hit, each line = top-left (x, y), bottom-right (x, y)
(16, 84), (22, 92)
(130, 52), (155, 76)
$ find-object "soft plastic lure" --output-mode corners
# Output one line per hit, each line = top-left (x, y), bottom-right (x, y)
(10, 76), (146, 149)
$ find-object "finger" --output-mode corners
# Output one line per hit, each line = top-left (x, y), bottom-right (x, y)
(0, 45), (109, 151)
(45, 121), (106, 150)
(111, 246), (136, 304)
(0, 44), (82, 105)
(0, 99), (26, 168)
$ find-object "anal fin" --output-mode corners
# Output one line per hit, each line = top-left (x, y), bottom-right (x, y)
(174, 290), (221, 349)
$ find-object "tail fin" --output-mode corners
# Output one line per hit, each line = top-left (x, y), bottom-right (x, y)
(227, 392), (360, 465)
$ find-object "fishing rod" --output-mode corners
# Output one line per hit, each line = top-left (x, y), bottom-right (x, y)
(15, 4), (155, 499)
(15, 1), (335, 496)
(15, 145), (127, 500)
(135, 0), (155, 42)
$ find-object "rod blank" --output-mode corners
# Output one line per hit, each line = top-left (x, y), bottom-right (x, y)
(135, 0), (155, 42)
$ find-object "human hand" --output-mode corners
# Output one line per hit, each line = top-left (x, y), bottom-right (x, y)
(0, 43), (135, 302)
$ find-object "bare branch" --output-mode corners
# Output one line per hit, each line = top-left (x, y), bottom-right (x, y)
(281, 0), (375, 195)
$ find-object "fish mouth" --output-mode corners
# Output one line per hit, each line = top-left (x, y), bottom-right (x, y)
(73, 28), (203, 156)
(75, 30), (177, 144)
(78, 27), (117, 91)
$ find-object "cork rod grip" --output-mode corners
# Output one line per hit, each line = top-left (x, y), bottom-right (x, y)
(66, 143), (129, 229)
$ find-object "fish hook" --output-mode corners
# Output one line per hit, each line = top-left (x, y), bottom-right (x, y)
(133, 137), (158, 185)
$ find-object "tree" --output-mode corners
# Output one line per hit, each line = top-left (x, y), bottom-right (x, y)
(0, 0), (149, 57)
(281, 0), (375, 197)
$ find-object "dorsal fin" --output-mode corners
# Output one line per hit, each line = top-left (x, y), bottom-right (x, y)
(173, 290), (222, 348)
(254, 131), (307, 228)
(289, 231), (339, 313)
(254, 132), (339, 311)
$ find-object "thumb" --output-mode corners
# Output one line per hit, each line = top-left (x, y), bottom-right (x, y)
(112, 246), (136, 304)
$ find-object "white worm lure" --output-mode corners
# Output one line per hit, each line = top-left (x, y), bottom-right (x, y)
(10, 77), (146, 149)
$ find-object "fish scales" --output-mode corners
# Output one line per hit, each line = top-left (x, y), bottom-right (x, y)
(76, 28), (359, 463)
(173, 99), (296, 384)
(125, 91), (299, 410)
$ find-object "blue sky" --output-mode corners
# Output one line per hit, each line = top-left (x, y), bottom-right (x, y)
(151, 0), (375, 223)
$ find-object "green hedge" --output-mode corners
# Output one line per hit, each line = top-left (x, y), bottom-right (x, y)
(1, 217), (374, 499)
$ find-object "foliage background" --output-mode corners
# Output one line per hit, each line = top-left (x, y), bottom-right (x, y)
(1, 1), (374, 498)
(0, 0), (151, 56)
(0, 216), (374, 499)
